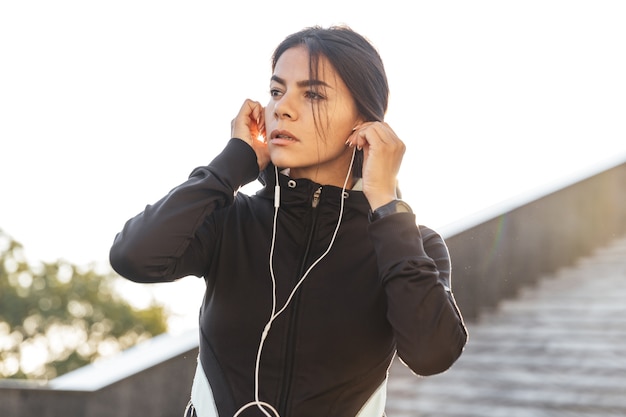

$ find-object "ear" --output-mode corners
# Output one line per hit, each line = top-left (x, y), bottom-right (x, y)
(353, 116), (366, 130)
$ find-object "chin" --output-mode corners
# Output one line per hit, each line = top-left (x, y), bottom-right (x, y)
(269, 151), (293, 170)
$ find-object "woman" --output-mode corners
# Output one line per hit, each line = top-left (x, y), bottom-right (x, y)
(110, 25), (467, 417)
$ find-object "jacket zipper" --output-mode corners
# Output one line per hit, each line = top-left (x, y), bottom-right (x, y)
(277, 186), (322, 414)
(311, 187), (322, 208)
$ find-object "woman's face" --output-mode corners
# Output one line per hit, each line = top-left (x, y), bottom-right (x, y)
(265, 46), (362, 186)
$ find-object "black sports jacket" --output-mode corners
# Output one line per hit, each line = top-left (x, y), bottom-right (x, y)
(109, 139), (468, 417)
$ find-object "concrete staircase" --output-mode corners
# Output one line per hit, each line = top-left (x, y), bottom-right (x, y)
(385, 235), (626, 417)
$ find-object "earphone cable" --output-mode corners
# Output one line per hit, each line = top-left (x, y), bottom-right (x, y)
(235, 147), (357, 417)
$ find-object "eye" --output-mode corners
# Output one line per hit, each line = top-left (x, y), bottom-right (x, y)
(304, 90), (325, 100)
(269, 88), (283, 98)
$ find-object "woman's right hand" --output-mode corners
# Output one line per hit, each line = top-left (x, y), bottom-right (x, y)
(231, 99), (270, 171)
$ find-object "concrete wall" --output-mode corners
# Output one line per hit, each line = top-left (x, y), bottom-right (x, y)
(1, 158), (625, 416)
(441, 159), (626, 320)
(0, 330), (199, 417)
(0, 349), (197, 417)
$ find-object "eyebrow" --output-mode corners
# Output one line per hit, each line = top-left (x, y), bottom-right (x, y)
(270, 75), (333, 89)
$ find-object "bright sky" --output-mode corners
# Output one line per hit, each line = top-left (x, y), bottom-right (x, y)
(2, 1), (625, 328)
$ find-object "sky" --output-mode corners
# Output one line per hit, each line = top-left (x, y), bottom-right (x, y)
(2, 1), (625, 329)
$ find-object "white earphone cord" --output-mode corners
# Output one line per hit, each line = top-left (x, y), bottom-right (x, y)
(233, 147), (357, 417)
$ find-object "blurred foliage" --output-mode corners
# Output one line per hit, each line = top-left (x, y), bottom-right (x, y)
(0, 229), (168, 380)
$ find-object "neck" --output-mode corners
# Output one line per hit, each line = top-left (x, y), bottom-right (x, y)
(289, 147), (357, 189)
(289, 169), (354, 189)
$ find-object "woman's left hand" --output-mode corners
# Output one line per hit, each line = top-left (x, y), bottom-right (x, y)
(348, 122), (406, 211)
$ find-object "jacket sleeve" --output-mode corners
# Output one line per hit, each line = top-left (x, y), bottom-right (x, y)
(109, 139), (259, 283)
(368, 214), (468, 376)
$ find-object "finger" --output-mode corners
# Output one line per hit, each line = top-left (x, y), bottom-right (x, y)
(253, 104), (266, 138)
(233, 100), (265, 141)
(258, 111), (266, 141)
(361, 123), (403, 152)
(355, 123), (384, 150)
(345, 128), (359, 147)
(346, 122), (375, 148)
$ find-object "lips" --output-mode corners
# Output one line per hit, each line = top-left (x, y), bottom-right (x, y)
(270, 129), (299, 144)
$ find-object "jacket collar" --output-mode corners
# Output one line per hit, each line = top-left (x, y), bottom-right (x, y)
(256, 164), (370, 214)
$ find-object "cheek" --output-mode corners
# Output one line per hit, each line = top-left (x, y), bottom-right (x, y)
(264, 105), (273, 123)
(329, 113), (357, 141)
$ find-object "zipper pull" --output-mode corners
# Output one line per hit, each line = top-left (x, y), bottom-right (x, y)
(312, 187), (322, 208)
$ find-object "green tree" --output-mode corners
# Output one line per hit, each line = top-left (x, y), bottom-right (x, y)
(0, 229), (168, 380)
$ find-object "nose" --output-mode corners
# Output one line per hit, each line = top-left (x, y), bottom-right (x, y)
(273, 93), (297, 120)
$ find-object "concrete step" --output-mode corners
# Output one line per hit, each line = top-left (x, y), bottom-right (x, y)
(385, 235), (626, 417)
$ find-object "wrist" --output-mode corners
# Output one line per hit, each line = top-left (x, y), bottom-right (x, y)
(368, 199), (413, 223)
(366, 193), (397, 212)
